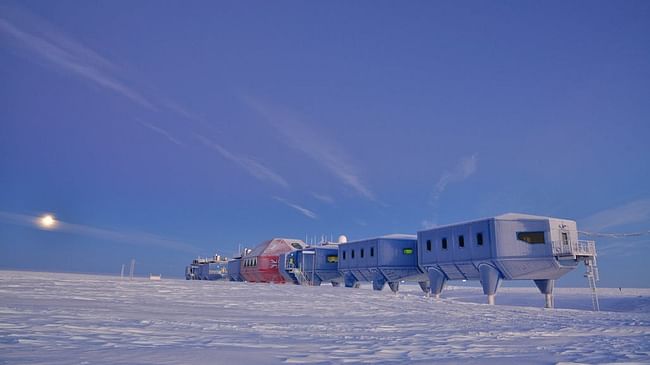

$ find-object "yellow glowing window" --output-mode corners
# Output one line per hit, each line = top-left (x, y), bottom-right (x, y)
(326, 255), (338, 263)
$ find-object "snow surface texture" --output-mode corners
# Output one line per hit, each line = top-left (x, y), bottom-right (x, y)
(0, 270), (649, 365)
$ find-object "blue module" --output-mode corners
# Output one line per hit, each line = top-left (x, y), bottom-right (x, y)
(338, 235), (429, 293)
(417, 213), (597, 307)
(227, 257), (243, 281)
(281, 245), (343, 286)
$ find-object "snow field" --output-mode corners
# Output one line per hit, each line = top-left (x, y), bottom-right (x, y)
(0, 270), (648, 364)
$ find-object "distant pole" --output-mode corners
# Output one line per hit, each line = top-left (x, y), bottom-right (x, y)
(120, 264), (125, 279)
(129, 259), (135, 280)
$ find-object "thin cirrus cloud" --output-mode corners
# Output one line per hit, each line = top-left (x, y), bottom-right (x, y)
(422, 154), (478, 229)
(0, 211), (200, 253)
(273, 197), (318, 220)
(1, 7), (288, 191)
(244, 97), (376, 202)
(431, 154), (478, 204)
(579, 198), (650, 232)
(196, 134), (289, 189)
(0, 16), (156, 111)
(138, 120), (183, 146)
(311, 192), (335, 205)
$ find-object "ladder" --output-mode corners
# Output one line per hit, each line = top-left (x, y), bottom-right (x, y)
(293, 268), (310, 286)
(584, 257), (600, 311)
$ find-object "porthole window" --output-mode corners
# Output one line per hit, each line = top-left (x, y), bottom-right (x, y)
(442, 238), (448, 250)
(459, 235), (465, 248)
(426, 240), (432, 251)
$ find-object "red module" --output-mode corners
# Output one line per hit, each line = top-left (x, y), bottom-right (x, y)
(240, 238), (306, 283)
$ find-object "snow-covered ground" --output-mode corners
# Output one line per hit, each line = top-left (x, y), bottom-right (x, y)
(0, 270), (648, 364)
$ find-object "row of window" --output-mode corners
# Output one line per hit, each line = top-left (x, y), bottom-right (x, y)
(341, 247), (414, 260)
(425, 233), (484, 251)
(342, 246), (374, 260)
(243, 258), (258, 267)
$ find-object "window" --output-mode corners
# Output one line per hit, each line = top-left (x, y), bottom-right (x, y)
(351, 249), (355, 259)
(426, 240), (431, 251)
(442, 238), (448, 250)
(517, 231), (545, 244)
(360, 248), (365, 258)
(403, 248), (414, 255)
(477, 233), (484, 246)
(291, 242), (303, 249)
(342, 251), (346, 260)
(562, 232), (569, 245)
(326, 255), (338, 263)
(370, 247), (375, 257)
(459, 235), (465, 248)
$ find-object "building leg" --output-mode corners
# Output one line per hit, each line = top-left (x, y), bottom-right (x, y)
(373, 274), (386, 291)
(344, 273), (358, 288)
(479, 264), (502, 305)
(388, 281), (400, 293)
(418, 281), (431, 294)
(534, 279), (555, 309)
(427, 268), (447, 299)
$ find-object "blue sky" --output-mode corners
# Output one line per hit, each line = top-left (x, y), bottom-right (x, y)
(1, 1), (649, 286)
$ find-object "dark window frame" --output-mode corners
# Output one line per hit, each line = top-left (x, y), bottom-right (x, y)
(477, 232), (484, 246)
(459, 235), (465, 248)
(442, 238), (448, 250)
(370, 247), (375, 257)
(360, 248), (365, 258)
(426, 240), (432, 251)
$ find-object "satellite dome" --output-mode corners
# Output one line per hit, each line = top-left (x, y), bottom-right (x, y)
(337, 235), (348, 244)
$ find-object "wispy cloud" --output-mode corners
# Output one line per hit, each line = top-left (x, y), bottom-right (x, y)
(0, 211), (200, 253)
(431, 154), (478, 203)
(0, 16), (156, 110)
(138, 120), (183, 146)
(244, 97), (375, 201)
(196, 134), (289, 189)
(580, 198), (650, 231)
(311, 192), (334, 204)
(421, 154), (478, 229)
(273, 197), (318, 219)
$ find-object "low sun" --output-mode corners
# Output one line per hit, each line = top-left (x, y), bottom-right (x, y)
(39, 214), (57, 229)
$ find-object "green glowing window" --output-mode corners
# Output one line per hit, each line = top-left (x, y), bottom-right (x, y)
(403, 248), (414, 255)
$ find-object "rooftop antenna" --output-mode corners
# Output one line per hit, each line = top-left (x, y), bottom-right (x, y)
(129, 259), (135, 280)
(120, 264), (125, 279)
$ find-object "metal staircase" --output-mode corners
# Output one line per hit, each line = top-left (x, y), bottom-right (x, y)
(292, 268), (310, 286)
(584, 256), (600, 311)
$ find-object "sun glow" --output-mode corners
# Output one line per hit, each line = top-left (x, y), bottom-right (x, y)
(39, 214), (57, 229)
